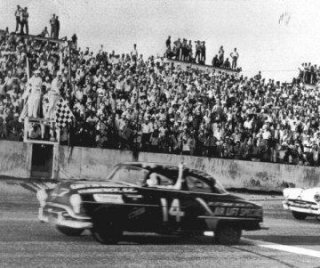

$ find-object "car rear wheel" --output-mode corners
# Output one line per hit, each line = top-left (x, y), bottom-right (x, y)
(91, 208), (123, 244)
(56, 225), (84, 236)
(215, 225), (242, 245)
(292, 211), (307, 220)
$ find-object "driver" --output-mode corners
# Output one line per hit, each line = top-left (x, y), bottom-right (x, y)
(145, 163), (185, 190)
(146, 173), (160, 187)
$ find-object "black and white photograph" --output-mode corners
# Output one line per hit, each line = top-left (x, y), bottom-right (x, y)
(0, 0), (320, 267)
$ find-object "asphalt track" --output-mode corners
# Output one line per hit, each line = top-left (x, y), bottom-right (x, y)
(1, 181), (320, 268)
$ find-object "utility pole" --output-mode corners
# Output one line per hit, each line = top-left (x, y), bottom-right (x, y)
(133, 76), (140, 160)
(67, 40), (72, 88)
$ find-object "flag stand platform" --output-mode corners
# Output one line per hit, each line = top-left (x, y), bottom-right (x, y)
(23, 117), (60, 145)
(23, 117), (60, 179)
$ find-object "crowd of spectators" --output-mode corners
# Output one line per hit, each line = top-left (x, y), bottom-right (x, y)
(2, 21), (320, 166)
(165, 36), (207, 64)
(297, 63), (320, 85)
(212, 47), (240, 71)
(165, 36), (240, 72)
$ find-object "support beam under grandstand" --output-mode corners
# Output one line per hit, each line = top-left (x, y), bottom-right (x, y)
(167, 59), (241, 77)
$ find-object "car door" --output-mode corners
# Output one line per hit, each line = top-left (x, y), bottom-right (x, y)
(150, 173), (188, 232)
(181, 173), (218, 232)
(152, 172), (210, 233)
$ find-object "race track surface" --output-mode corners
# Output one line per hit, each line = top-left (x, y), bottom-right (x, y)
(1, 181), (320, 268)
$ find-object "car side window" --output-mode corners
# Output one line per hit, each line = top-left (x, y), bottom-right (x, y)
(185, 175), (212, 193)
(146, 172), (174, 187)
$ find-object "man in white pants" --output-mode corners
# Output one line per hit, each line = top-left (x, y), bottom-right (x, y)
(47, 71), (62, 119)
(28, 70), (43, 118)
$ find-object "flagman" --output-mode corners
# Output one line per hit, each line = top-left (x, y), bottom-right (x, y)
(27, 69), (42, 118)
(47, 71), (62, 119)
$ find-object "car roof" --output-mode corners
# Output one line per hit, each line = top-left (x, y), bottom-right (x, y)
(119, 161), (216, 183)
(120, 161), (177, 170)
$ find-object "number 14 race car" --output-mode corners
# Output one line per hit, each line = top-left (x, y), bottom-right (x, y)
(37, 162), (264, 244)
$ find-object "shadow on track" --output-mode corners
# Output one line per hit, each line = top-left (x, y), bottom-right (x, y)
(40, 230), (256, 246)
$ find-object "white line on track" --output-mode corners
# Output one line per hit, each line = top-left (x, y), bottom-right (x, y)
(260, 244), (320, 258)
(244, 238), (320, 259)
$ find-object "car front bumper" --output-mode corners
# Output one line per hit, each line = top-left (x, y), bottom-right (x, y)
(39, 203), (92, 229)
(283, 200), (320, 216)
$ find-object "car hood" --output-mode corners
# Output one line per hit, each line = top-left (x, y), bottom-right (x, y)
(46, 180), (137, 203)
(283, 187), (320, 202)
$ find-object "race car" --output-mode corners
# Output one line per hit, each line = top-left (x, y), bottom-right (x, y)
(37, 162), (264, 244)
(283, 187), (320, 220)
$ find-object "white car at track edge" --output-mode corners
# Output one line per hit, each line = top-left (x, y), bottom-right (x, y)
(283, 187), (320, 220)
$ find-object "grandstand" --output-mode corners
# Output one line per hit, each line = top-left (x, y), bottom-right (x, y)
(1, 24), (320, 179)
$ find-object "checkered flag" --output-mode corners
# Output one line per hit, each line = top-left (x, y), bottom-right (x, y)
(55, 98), (74, 128)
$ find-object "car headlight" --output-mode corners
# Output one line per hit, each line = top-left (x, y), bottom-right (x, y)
(36, 189), (48, 207)
(314, 194), (320, 202)
(70, 194), (82, 214)
(283, 189), (290, 199)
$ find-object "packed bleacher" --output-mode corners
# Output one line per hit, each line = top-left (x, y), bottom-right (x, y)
(2, 12), (320, 167)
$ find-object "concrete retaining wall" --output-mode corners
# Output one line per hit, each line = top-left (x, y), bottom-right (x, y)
(0, 140), (32, 178)
(1, 140), (320, 191)
(57, 146), (320, 191)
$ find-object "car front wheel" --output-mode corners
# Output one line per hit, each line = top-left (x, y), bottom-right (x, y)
(292, 211), (307, 220)
(215, 225), (242, 245)
(56, 225), (84, 236)
(91, 208), (123, 244)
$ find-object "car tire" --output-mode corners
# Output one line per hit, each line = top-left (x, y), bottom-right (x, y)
(91, 208), (123, 244)
(215, 225), (242, 245)
(292, 211), (307, 220)
(56, 225), (84, 236)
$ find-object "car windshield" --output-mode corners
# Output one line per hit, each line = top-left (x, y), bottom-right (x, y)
(107, 165), (149, 186)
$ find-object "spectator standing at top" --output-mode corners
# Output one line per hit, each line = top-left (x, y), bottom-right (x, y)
(39, 27), (49, 37)
(218, 46), (224, 66)
(195, 41), (201, 63)
(254, 71), (262, 80)
(200, 41), (206, 64)
(223, 58), (231, 69)
(14, 5), (22, 33)
(166, 36), (171, 49)
(230, 48), (239, 69)
(50, 14), (56, 38)
(181, 39), (187, 61)
(55, 16), (60, 39)
(72, 34), (78, 49)
(21, 7), (29, 35)
(212, 55), (219, 67)
(175, 39), (181, 60)
(131, 44), (138, 61)
(187, 40), (193, 60)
